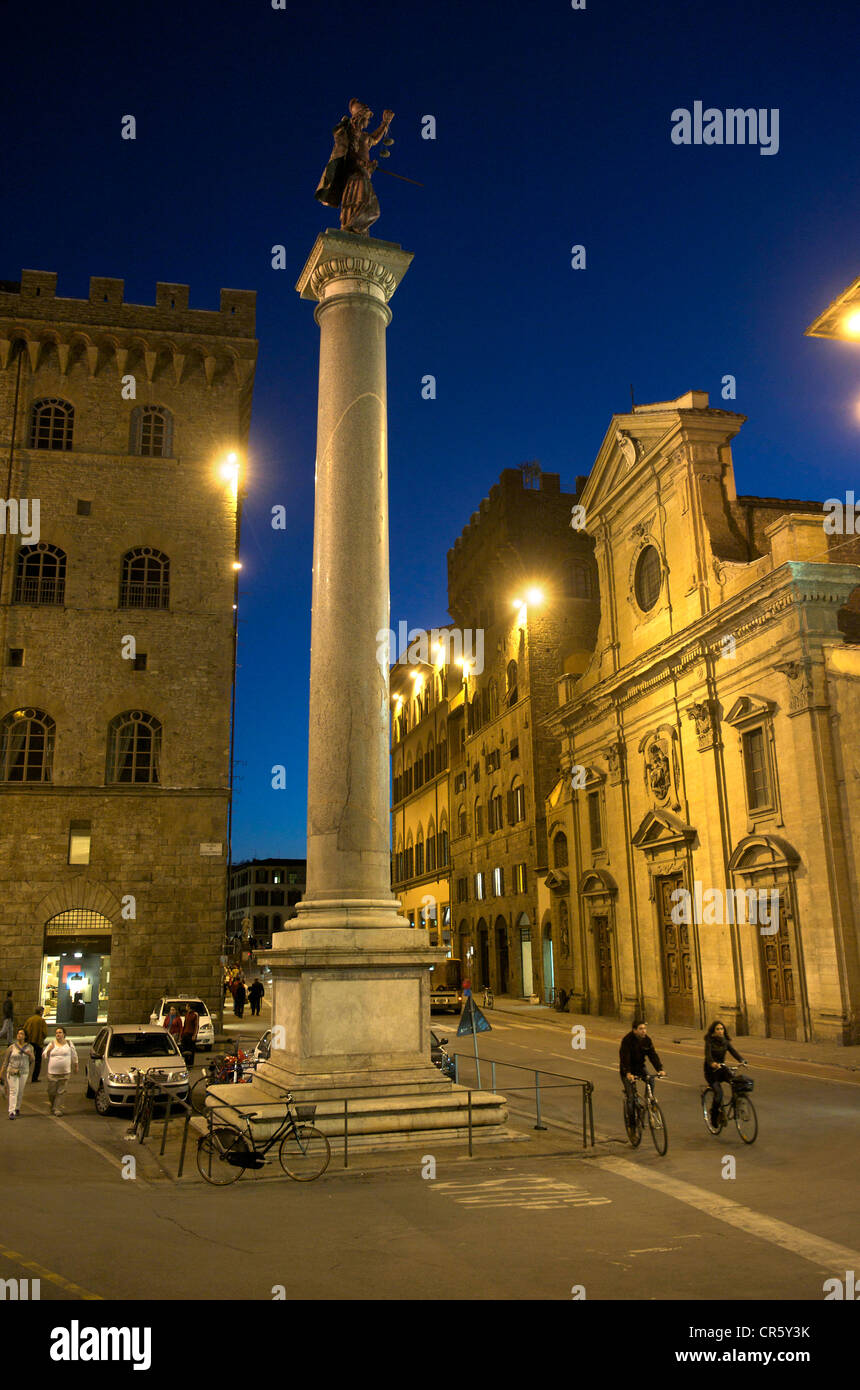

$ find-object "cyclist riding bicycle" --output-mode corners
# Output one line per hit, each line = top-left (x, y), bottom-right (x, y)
(619, 1017), (666, 1128)
(704, 1020), (746, 1127)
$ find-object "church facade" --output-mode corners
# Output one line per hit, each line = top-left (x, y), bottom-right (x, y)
(539, 391), (860, 1043)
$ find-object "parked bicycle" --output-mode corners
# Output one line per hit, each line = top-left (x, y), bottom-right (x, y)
(197, 1093), (331, 1184)
(190, 1047), (255, 1115)
(701, 1062), (757, 1144)
(481, 985), (494, 1010)
(623, 1074), (668, 1155)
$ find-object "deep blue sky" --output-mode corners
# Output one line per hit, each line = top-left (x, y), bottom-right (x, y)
(4, 0), (858, 859)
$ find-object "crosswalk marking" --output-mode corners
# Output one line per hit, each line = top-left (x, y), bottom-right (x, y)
(432, 1175), (612, 1211)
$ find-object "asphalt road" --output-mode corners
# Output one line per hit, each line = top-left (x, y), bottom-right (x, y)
(1, 1016), (857, 1304)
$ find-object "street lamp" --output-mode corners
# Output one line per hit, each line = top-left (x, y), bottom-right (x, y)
(805, 274), (860, 342)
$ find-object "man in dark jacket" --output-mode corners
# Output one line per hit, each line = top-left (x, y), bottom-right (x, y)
(619, 1018), (665, 1130)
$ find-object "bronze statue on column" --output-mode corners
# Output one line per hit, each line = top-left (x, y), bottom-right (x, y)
(315, 100), (395, 235)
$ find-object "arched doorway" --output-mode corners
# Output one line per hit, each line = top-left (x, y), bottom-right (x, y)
(542, 922), (554, 1002)
(476, 917), (490, 987)
(494, 916), (509, 994)
(729, 835), (802, 1040)
(517, 912), (533, 996)
(43, 909), (113, 1025)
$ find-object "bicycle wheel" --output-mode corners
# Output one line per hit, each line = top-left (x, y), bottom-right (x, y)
(623, 1099), (642, 1147)
(734, 1096), (758, 1145)
(196, 1125), (250, 1185)
(701, 1088), (722, 1135)
(278, 1125), (331, 1181)
(647, 1101), (669, 1155)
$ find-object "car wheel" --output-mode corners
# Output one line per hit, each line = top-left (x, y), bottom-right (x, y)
(94, 1083), (112, 1115)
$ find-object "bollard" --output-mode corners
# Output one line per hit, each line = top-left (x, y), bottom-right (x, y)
(534, 1071), (547, 1131)
(160, 1093), (172, 1156)
(178, 1109), (190, 1178)
(491, 1060), (497, 1093)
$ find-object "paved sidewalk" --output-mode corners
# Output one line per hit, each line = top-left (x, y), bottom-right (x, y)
(482, 996), (860, 1072)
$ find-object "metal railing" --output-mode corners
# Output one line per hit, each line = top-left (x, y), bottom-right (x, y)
(453, 1053), (594, 1147)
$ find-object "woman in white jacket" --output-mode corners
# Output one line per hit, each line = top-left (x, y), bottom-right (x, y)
(0, 1028), (35, 1118)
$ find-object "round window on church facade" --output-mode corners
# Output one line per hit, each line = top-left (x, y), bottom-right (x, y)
(635, 545), (662, 611)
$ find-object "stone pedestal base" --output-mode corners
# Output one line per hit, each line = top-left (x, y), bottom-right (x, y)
(206, 1079), (507, 1142)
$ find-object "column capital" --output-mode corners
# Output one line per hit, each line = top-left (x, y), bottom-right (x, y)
(296, 229), (413, 306)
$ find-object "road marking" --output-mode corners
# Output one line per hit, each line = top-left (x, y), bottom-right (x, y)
(22, 1101), (128, 1174)
(0, 1241), (102, 1300)
(594, 1155), (860, 1269)
(432, 1175), (612, 1211)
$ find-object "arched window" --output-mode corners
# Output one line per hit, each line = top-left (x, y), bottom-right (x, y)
(131, 405), (173, 458)
(415, 828), (425, 877)
(437, 735), (448, 771)
(508, 778), (526, 825)
(426, 735), (435, 782)
(393, 758), (403, 805)
(30, 398), (73, 451)
(272, 914), (282, 932)
(438, 817), (449, 867)
(488, 678), (499, 720)
(0, 707), (55, 782)
(458, 804), (467, 838)
(106, 710), (162, 784)
(474, 797), (484, 838)
(14, 543), (66, 605)
(553, 831), (569, 867)
(489, 789), (503, 832)
(395, 837), (404, 883)
(427, 817), (437, 872)
(405, 834), (414, 880)
(506, 660), (519, 706)
(120, 547), (170, 610)
(472, 694), (482, 731)
(481, 684), (490, 725)
(414, 743), (424, 789)
(405, 753), (413, 796)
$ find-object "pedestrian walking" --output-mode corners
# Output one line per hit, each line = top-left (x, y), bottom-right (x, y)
(248, 979), (264, 1017)
(233, 980), (247, 1019)
(0, 1029), (35, 1118)
(43, 1027), (79, 1117)
(23, 1006), (47, 1082)
(1, 991), (14, 1045)
(180, 1002), (199, 1069)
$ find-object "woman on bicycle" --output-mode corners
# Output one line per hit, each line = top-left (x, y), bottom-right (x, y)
(704, 1020), (746, 1127)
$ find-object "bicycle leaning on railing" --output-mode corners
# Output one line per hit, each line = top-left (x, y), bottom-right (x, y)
(481, 985), (494, 1010)
(623, 1073), (668, 1155)
(197, 1093), (331, 1185)
(701, 1062), (757, 1144)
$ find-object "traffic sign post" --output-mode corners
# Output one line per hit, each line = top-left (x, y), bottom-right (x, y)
(457, 995), (491, 1090)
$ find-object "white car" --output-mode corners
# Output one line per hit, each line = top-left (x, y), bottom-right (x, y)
(86, 1025), (189, 1114)
(149, 995), (215, 1050)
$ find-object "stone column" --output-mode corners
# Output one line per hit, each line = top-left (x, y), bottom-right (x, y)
(254, 232), (448, 1095)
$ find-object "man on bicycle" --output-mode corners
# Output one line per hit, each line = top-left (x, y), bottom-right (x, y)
(620, 1018), (665, 1129)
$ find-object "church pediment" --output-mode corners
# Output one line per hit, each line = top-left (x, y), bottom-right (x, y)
(724, 694), (776, 727)
(631, 808), (697, 852)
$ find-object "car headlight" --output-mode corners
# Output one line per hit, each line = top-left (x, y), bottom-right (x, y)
(173, 1070), (188, 1083)
(110, 1072), (137, 1086)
